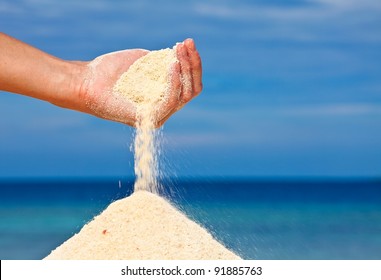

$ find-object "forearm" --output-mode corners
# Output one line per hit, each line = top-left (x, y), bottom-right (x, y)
(0, 32), (87, 111)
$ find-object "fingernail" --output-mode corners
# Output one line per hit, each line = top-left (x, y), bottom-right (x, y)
(185, 39), (195, 51)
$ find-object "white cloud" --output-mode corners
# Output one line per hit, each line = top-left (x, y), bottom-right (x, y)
(194, 0), (381, 21)
(193, 2), (324, 21)
(280, 103), (381, 116)
(0, 2), (24, 14)
(193, 0), (381, 43)
(315, 0), (381, 11)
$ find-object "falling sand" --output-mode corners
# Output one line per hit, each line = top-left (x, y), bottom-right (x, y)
(114, 48), (176, 194)
(45, 45), (240, 260)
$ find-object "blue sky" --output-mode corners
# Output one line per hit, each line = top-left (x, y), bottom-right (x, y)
(0, 0), (380, 179)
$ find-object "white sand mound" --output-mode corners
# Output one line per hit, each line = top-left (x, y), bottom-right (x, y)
(45, 191), (240, 260)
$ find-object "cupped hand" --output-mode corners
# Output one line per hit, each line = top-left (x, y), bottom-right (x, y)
(80, 48), (148, 126)
(155, 38), (203, 127)
(80, 38), (202, 127)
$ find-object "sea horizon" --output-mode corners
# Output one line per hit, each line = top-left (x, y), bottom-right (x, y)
(1, 178), (380, 260)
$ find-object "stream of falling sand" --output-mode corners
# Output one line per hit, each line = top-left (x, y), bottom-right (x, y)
(112, 48), (177, 193)
(133, 110), (159, 193)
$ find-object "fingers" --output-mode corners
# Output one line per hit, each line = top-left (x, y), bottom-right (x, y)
(184, 38), (203, 96)
(176, 42), (193, 103)
(155, 61), (181, 127)
(155, 39), (203, 127)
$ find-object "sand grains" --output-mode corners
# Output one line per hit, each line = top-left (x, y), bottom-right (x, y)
(45, 191), (240, 260)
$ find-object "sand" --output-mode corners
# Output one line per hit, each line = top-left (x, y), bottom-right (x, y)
(45, 191), (240, 260)
(113, 48), (177, 193)
(45, 45), (239, 260)
(113, 48), (175, 113)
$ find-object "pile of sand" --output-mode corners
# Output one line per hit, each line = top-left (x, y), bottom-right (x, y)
(45, 191), (240, 260)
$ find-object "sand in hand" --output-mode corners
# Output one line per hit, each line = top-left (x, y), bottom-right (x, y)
(113, 48), (177, 194)
(45, 45), (240, 260)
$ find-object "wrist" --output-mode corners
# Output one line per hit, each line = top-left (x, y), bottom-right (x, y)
(51, 60), (90, 113)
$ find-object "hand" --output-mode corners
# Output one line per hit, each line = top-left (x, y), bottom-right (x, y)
(80, 48), (149, 127)
(155, 38), (203, 126)
(0, 33), (202, 127)
(80, 38), (202, 127)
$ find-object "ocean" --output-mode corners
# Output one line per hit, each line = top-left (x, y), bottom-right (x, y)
(0, 178), (380, 260)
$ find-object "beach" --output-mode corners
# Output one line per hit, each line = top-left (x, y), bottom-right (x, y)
(44, 190), (240, 260)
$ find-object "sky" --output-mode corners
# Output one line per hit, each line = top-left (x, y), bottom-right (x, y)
(0, 0), (380, 179)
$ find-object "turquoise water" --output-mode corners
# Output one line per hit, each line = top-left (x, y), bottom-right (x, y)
(0, 179), (380, 259)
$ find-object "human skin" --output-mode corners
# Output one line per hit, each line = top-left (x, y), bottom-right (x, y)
(0, 32), (202, 127)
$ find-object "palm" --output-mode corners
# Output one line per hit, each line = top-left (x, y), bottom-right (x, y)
(81, 39), (202, 127)
(83, 49), (149, 126)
